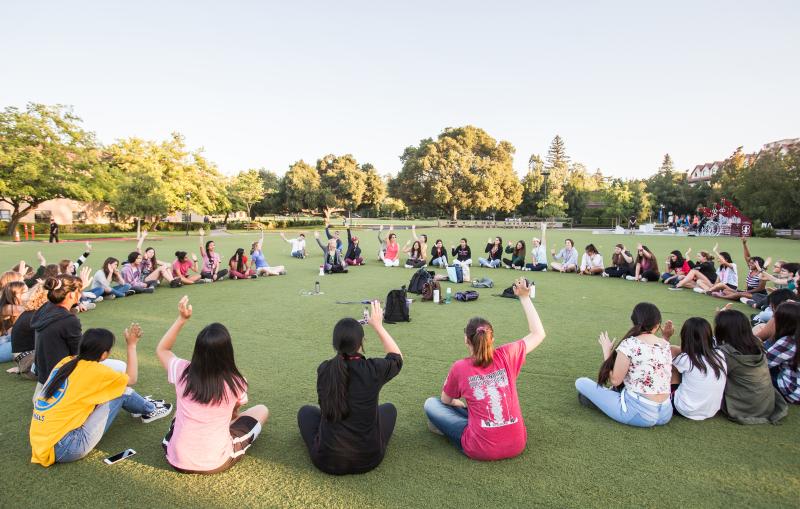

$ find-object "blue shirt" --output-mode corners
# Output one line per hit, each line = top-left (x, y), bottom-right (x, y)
(251, 250), (269, 268)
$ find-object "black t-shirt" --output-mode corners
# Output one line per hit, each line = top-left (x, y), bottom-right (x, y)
(313, 353), (402, 474)
(10, 310), (36, 353)
(32, 302), (82, 384)
(690, 260), (717, 283)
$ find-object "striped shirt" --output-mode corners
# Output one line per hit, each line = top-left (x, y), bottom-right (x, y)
(766, 336), (799, 403)
(745, 271), (762, 291)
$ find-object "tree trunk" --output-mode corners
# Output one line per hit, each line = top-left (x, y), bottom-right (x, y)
(223, 211), (230, 225)
(451, 206), (458, 221)
(6, 202), (34, 239)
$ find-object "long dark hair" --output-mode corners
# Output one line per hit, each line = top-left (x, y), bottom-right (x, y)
(635, 246), (659, 272)
(598, 302), (662, 386)
(175, 251), (188, 262)
(679, 317), (725, 378)
(43, 329), (115, 399)
(514, 240), (526, 259)
(714, 309), (761, 355)
(229, 248), (245, 273)
(205, 240), (214, 260)
(410, 241), (422, 258)
(102, 257), (118, 277)
(144, 247), (160, 271)
(774, 302), (800, 348)
(0, 281), (25, 335)
(127, 251), (140, 265)
(465, 317), (494, 368)
(491, 237), (502, 253)
(179, 323), (246, 405)
(669, 250), (684, 269)
(319, 318), (364, 422)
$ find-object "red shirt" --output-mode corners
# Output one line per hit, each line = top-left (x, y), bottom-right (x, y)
(172, 259), (193, 277)
(442, 340), (527, 460)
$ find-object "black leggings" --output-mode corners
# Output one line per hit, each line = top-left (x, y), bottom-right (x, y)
(297, 403), (397, 475)
(640, 270), (660, 282)
(604, 266), (630, 278)
(502, 258), (523, 268)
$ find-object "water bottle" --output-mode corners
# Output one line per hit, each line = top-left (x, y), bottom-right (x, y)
(314, 281), (320, 294)
(433, 288), (440, 303)
(446, 287), (452, 304)
(319, 265), (325, 276)
(530, 281), (536, 300)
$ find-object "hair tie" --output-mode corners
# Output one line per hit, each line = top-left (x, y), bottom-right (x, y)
(53, 279), (63, 290)
(476, 325), (489, 334)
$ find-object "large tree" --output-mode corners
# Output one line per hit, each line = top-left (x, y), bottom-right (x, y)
(538, 135), (570, 217)
(281, 160), (320, 213)
(359, 163), (387, 214)
(392, 126), (522, 220)
(229, 169), (266, 219)
(0, 103), (105, 236)
(316, 154), (368, 219)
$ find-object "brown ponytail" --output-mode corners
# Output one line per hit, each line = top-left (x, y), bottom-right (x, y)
(465, 317), (494, 368)
(43, 275), (83, 304)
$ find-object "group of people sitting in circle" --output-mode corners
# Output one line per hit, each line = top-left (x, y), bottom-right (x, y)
(0, 223), (797, 476)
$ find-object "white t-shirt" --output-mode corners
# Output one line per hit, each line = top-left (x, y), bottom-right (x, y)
(672, 351), (727, 420)
(580, 253), (604, 272)
(289, 238), (305, 252)
(531, 244), (547, 264)
(717, 263), (738, 287)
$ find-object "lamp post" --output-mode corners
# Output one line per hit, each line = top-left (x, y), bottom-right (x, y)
(659, 204), (665, 224)
(540, 168), (551, 218)
(184, 192), (191, 236)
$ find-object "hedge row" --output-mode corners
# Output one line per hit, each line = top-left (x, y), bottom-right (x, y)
(0, 219), (326, 236)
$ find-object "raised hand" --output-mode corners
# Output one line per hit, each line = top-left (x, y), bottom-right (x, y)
(191, 253), (198, 262)
(17, 260), (27, 276)
(178, 295), (193, 320)
(85, 241), (93, 251)
(314, 231), (320, 239)
(367, 300), (384, 329)
(124, 323), (143, 346)
(662, 320), (674, 340)
(79, 266), (92, 289)
(512, 277), (530, 298)
(598, 331), (614, 357)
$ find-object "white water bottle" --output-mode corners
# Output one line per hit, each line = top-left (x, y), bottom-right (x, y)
(530, 281), (536, 300)
(433, 288), (440, 303)
(319, 265), (325, 276)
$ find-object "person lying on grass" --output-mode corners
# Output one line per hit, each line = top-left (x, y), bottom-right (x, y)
(424, 277), (545, 461)
(297, 300), (402, 475)
(670, 317), (727, 420)
(575, 302), (674, 427)
(30, 325), (172, 467)
(157, 296), (268, 474)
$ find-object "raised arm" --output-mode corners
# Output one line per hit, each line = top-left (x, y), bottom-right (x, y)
(314, 231), (326, 251)
(741, 237), (752, 262)
(377, 225), (385, 244)
(411, 224), (418, 241)
(325, 224), (333, 240)
(368, 300), (402, 357)
(75, 242), (92, 268)
(156, 296), (192, 370)
(512, 277), (545, 354)
(123, 323), (142, 385)
(136, 231), (147, 254)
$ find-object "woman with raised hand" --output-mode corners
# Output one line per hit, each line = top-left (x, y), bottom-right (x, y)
(626, 244), (660, 282)
(157, 296), (268, 474)
(89, 257), (134, 300)
(250, 233), (287, 276)
(578, 244), (604, 276)
(403, 240), (427, 269)
(715, 309), (788, 423)
(575, 302), (673, 427)
(344, 228), (365, 266)
(298, 300), (402, 475)
(424, 277), (545, 460)
(451, 238), (472, 267)
(58, 241), (92, 276)
(30, 325), (172, 467)
(198, 228), (228, 282)
(279, 232), (307, 259)
(502, 240), (526, 270)
(172, 251), (206, 285)
(550, 239), (578, 273)
(136, 231), (176, 286)
(603, 244), (634, 278)
(673, 250), (717, 291)
(378, 226), (400, 267)
(661, 249), (690, 285)
(315, 231), (348, 274)
(525, 224), (548, 271)
(699, 247), (743, 297)
(478, 237), (503, 268)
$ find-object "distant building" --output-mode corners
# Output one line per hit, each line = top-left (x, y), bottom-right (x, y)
(686, 137), (798, 185)
(0, 198), (116, 225)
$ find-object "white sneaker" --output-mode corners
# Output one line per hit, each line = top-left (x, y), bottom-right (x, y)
(739, 297), (750, 305)
(693, 287), (705, 294)
(94, 295), (104, 303)
(141, 402), (173, 423)
(639, 279), (647, 283)
(131, 396), (166, 418)
(601, 272), (609, 278)
(668, 287), (683, 291)
(625, 275), (636, 281)
(542, 268), (547, 272)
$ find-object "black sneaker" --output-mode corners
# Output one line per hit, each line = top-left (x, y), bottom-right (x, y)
(131, 396), (167, 418)
(141, 287), (155, 294)
(578, 393), (598, 410)
(125, 290), (136, 296)
(141, 402), (173, 423)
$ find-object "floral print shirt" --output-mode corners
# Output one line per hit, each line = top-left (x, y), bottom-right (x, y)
(617, 337), (672, 394)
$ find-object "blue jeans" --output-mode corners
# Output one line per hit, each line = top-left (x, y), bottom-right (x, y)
(88, 284), (132, 298)
(423, 397), (467, 451)
(431, 256), (448, 267)
(0, 335), (12, 363)
(478, 258), (501, 268)
(53, 390), (154, 463)
(291, 251), (304, 258)
(575, 377), (672, 427)
(755, 308), (773, 323)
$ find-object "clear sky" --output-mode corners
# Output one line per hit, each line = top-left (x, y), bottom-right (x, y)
(3, 1), (798, 179)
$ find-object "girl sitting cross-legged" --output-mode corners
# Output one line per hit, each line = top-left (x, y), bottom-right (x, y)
(478, 237), (503, 268)
(451, 238), (472, 267)
(229, 249), (257, 279)
(315, 232), (348, 274)
(297, 300), (402, 475)
(403, 240), (427, 269)
(670, 317), (727, 420)
(156, 296), (268, 474)
(575, 302), (673, 427)
(30, 325), (172, 467)
(250, 235), (287, 276)
(430, 239), (449, 268)
(424, 277), (545, 460)
(502, 240), (526, 270)
(578, 244), (604, 276)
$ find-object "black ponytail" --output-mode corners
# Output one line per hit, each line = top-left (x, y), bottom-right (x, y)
(43, 329), (115, 399)
(319, 318), (363, 422)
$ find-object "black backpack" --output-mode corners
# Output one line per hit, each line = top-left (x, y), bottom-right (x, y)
(408, 268), (434, 294)
(383, 286), (410, 323)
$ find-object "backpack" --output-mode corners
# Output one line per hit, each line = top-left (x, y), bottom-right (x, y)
(421, 280), (442, 301)
(471, 277), (493, 288)
(499, 285), (517, 298)
(383, 286), (410, 323)
(455, 290), (479, 302)
(408, 268), (434, 294)
(447, 265), (463, 283)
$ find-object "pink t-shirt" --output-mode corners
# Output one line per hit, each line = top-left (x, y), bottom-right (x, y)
(385, 242), (399, 261)
(442, 340), (527, 461)
(172, 259), (193, 277)
(166, 357), (248, 472)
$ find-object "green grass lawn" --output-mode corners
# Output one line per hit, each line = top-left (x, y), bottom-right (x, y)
(1, 228), (798, 508)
